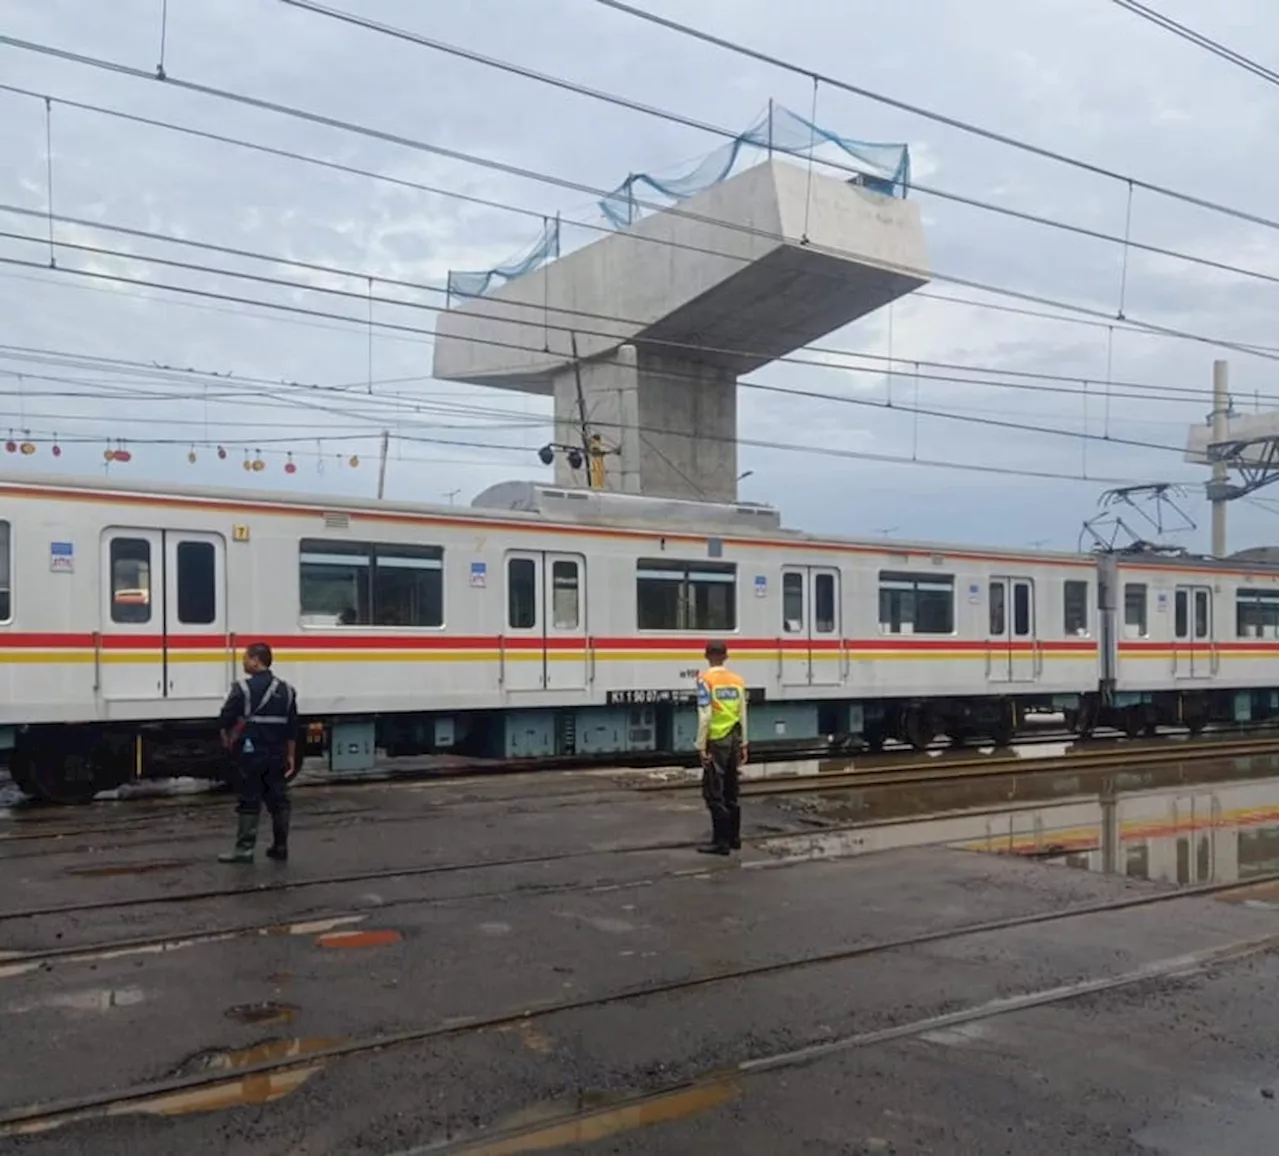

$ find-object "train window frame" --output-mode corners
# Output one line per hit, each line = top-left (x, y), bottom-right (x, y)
(813, 572), (837, 635)
(635, 559), (737, 633)
(175, 540), (217, 626)
(0, 519), (10, 624)
(1063, 579), (1089, 636)
(550, 559), (580, 631)
(1236, 588), (1279, 640)
(298, 539), (445, 629)
(782, 571), (804, 633)
(1122, 582), (1148, 639)
(877, 571), (955, 636)
(110, 537), (153, 625)
(507, 557), (537, 630)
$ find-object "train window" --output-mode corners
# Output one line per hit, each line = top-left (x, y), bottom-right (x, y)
(988, 581), (1005, 634)
(373, 545), (444, 627)
(1174, 590), (1188, 639)
(782, 572), (804, 633)
(175, 541), (216, 625)
(1236, 589), (1279, 639)
(1193, 589), (1210, 640)
(508, 558), (537, 629)
(1012, 582), (1032, 637)
(0, 520), (10, 623)
(110, 537), (152, 624)
(1063, 580), (1089, 636)
(636, 560), (736, 631)
(551, 560), (579, 630)
(1122, 583), (1148, 639)
(299, 540), (443, 627)
(814, 573), (836, 634)
(878, 571), (954, 635)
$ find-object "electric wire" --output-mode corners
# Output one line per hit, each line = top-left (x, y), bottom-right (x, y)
(0, 38), (1273, 361)
(0, 232), (1229, 457)
(278, 0), (1276, 283)
(1109, 0), (1278, 83)
(586, 0), (1279, 227)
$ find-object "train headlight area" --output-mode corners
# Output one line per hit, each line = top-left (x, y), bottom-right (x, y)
(0, 473), (1275, 803)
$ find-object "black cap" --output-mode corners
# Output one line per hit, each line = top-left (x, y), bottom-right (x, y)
(704, 639), (727, 661)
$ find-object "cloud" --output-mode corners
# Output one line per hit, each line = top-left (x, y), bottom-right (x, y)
(0, 0), (1274, 549)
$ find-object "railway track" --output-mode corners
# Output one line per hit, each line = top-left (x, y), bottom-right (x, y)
(1, 876), (1273, 1139)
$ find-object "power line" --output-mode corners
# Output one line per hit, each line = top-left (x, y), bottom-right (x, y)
(0, 204), (1264, 406)
(4, 81), (1272, 363)
(278, 0), (1276, 284)
(0, 241), (1224, 462)
(0, 43), (1273, 362)
(586, 0), (1279, 228)
(1110, 0), (1279, 83)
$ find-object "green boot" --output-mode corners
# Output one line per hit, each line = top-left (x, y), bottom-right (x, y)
(218, 814), (259, 863)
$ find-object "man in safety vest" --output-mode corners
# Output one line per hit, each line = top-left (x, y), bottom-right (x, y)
(695, 640), (749, 855)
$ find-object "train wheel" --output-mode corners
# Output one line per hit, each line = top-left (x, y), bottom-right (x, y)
(11, 735), (129, 804)
(1182, 694), (1208, 737)
(862, 724), (887, 753)
(1121, 708), (1144, 740)
(902, 706), (937, 752)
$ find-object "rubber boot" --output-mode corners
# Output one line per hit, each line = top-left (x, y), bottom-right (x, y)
(218, 814), (258, 863)
(697, 812), (731, 856)
(728, 807), (742, 851)
(265, 810), (289, 862)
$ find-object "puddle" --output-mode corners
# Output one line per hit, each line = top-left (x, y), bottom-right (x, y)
(2, 1037), (342, 1136)
(444, 1079), (740, 1155)
(950, 773), (1278, 893)
(315, 929), (402, 949)
(67, 860), (189, 878)
(224, 1001), (298, 1026)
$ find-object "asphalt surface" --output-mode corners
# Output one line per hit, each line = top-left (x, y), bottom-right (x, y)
(0, 765), (1275, 1154)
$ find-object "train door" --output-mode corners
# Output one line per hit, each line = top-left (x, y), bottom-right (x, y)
(100, 530), (164, 701)
(503, 552), (588, 692)
(99, 529), (229, 702)
(163, 532), (228, 700)
(780, 567), (841, 687)
(1173, 585), (1212, 678)
(988, 577), (1037, 683)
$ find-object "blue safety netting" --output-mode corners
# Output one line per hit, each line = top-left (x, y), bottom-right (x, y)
(600, 103), (910, 228)
(446, 103), (909, 299)
(446, 216), (561, 301)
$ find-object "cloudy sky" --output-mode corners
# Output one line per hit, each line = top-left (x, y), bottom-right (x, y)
(0, 0), (1276, 551)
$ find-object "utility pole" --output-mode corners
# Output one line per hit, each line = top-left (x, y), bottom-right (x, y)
(1211, 360), (1229, 557)
(376, 430), (389, 500)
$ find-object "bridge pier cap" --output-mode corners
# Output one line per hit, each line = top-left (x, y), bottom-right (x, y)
(433, 159), (929, 501)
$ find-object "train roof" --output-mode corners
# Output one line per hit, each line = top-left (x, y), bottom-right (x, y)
(1, 470), (1274, 576)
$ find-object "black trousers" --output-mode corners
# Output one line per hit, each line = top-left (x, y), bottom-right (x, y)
(701, 732), (741, 846)
(234, 750), (291, 824)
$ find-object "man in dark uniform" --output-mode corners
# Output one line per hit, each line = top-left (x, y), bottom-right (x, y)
(217, 642), (298, 864)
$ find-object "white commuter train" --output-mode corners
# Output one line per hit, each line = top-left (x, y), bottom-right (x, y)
(0, 471), (1276, 801)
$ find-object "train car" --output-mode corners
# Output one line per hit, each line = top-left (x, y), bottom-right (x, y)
(0, 471), (1118, 801)
(1095, 552), (1279, 735)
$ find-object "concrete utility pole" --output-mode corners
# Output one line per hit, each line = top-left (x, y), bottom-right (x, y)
(376, 430), (390, 500)
(1210, 360), (1229, 558)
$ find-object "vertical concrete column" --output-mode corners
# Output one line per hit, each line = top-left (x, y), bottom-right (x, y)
(552, 344), (642, 493)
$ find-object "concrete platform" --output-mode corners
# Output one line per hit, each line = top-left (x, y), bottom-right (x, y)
(0, 762), (1274, 1153)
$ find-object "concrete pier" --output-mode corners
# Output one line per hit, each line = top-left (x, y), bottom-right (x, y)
(433, 159), (929, 501)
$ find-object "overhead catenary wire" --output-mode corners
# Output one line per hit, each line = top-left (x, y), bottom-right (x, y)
(586, 0), (1279, 228)
(2, 81), (1272, 362)
(1109, 0), (1279, 84)
(0, 235), (1233, 462)
(0, 40), (1273, 362)
(0, 204), (1265, 405)
(276, 0), (1276, 284)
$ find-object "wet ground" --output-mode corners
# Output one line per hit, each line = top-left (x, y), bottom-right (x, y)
(0, 751), (1275, 1154)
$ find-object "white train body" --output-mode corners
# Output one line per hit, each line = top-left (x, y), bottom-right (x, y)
(0, 472), (1275, 798)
